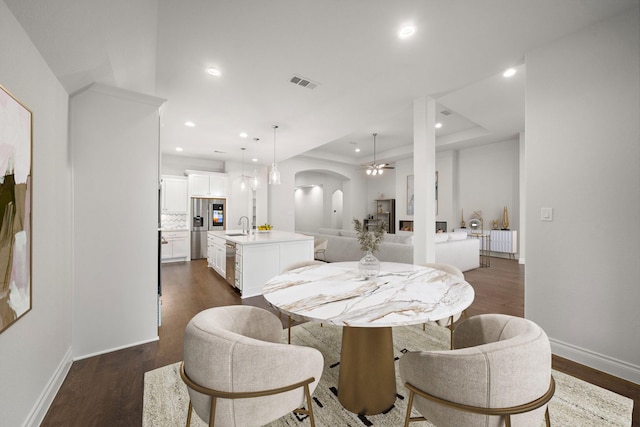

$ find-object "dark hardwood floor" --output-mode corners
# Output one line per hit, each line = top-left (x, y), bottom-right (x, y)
(41, 257), (639, 426)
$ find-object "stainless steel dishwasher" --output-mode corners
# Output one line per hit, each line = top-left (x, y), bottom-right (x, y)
(225, 241), (236, 287)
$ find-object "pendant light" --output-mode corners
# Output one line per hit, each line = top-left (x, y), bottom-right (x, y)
(269, 125), (281, 185)
(250, 169), (259, 191)
(240, 147), (248, 191)
(250, 137), (260, 191)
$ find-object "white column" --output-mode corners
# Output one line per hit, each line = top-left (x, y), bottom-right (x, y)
(518, 131), (526, 264)
(413, 96), (437, 264)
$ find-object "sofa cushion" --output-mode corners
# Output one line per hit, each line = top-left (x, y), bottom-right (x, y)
(384, 234), (402, 243)
(447, 231), (468, 241)
(401, 235), (414, 245)
(434, 233), (449, 243)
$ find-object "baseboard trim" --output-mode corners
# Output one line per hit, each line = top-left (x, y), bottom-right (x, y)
(24, 346), (73, 427)
(72, 336), (159, 361)
(550, 338), (640, 385)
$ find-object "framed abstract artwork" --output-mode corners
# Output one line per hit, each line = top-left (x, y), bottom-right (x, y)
(407, 175), (414, 215)
(435, 171), (439, 215)
(407, 172), (438, 216)
(0, 85), (32, 334)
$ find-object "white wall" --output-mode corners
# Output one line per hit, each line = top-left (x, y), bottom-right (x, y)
(436, 150), (456, 229)
(70, 84), (164, 359)
(0, 2), (73, 425)
(331, 190), (344, 229)
(394, 145), (515, 237)
(458, 139), (520, 234)
(365, 170), (395, 215)
(294, 185), (324, 233)
(525, 6), (640, 383)
(394, 158), (413, 231)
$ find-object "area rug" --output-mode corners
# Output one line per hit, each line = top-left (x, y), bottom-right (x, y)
(143, 323), (633, 426)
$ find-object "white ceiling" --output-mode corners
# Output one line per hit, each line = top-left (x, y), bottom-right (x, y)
(5, 0), (636, 168)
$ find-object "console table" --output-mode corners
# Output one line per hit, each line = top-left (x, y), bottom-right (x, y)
(455, 228), (518, 259)
(470, 233), (491, 267)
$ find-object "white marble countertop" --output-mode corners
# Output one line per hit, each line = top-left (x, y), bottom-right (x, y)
(208, 229), (313, 245)
(263, 262), (474, 327)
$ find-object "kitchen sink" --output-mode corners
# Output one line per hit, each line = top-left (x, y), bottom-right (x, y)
(225, 233), (248, 237)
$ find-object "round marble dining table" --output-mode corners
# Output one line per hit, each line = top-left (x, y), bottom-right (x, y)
(262, 261), (475, 415)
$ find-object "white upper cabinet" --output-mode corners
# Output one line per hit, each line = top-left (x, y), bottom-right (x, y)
(187, 171), (228, 198)
(161, 175), (188, 213)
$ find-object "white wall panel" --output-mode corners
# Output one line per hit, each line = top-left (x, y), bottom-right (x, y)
(70, 84), (165, 359)
(525, 6), (640, 383)
(0, 3), (72, 426)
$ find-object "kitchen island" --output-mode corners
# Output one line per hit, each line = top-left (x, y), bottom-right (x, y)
(207, 230), (314, 298)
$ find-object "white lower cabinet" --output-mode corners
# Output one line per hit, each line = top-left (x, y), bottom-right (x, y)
(207, 234), (215, 269)
(208, 235), (226, 277)
(238, 240), (314, 298)
(206, 232), (314, 298)
(161, 231), (189, 262)
(234, 247), (242, 291)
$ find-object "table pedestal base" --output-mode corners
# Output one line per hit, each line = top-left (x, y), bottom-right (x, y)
(338, 326), (396, 415)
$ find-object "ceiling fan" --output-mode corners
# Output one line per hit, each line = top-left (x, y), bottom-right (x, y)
(365, 133), (394, 176)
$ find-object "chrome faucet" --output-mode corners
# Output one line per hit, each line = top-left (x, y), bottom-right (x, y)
(238, 216), (250, 234)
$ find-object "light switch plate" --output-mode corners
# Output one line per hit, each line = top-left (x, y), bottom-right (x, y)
(541, 207), (553, 221)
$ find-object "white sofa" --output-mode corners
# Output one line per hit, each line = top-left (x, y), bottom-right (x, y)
(306, 228), (479, 272)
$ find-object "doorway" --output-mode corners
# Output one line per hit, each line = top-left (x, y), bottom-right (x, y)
(332, 190), (343, 229)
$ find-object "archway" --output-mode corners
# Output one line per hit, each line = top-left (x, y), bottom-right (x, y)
(294, 169), (350, 233)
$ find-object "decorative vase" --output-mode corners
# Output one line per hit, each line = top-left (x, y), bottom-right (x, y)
(502, 206), (510, 230)
(359, 251), (380, 278)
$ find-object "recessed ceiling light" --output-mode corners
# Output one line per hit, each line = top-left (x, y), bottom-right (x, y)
(207, 67), (221, 76)
(435, 122), (443, 129)
(185, 121), (195, 127)
(398, 25), (416, 39)
(503, 68), (517, 77)
(252, 158), (258, 162)
(239, 132), (248, 138)
(355, 148), (361, 153)
(175, 147), (183, 152)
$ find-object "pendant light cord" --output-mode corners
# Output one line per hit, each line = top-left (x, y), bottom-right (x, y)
(272, 125), (278, 164)
(373, 133), (377, 165)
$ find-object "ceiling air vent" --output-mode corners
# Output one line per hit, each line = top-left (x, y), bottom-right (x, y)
(289, 74), (319, 90)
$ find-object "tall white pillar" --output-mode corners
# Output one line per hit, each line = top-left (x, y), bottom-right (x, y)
(518, 131), (526, 264)
(413, 96), (437, 264)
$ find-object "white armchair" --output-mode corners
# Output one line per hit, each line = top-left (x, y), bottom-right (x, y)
(400, 314), (554, 427)
(313, 237), (328, 261)
(181, 305), (324, 426)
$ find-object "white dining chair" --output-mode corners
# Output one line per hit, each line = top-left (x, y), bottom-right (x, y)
(181, 305), (324, 426)
(400, 314), (554, 427)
